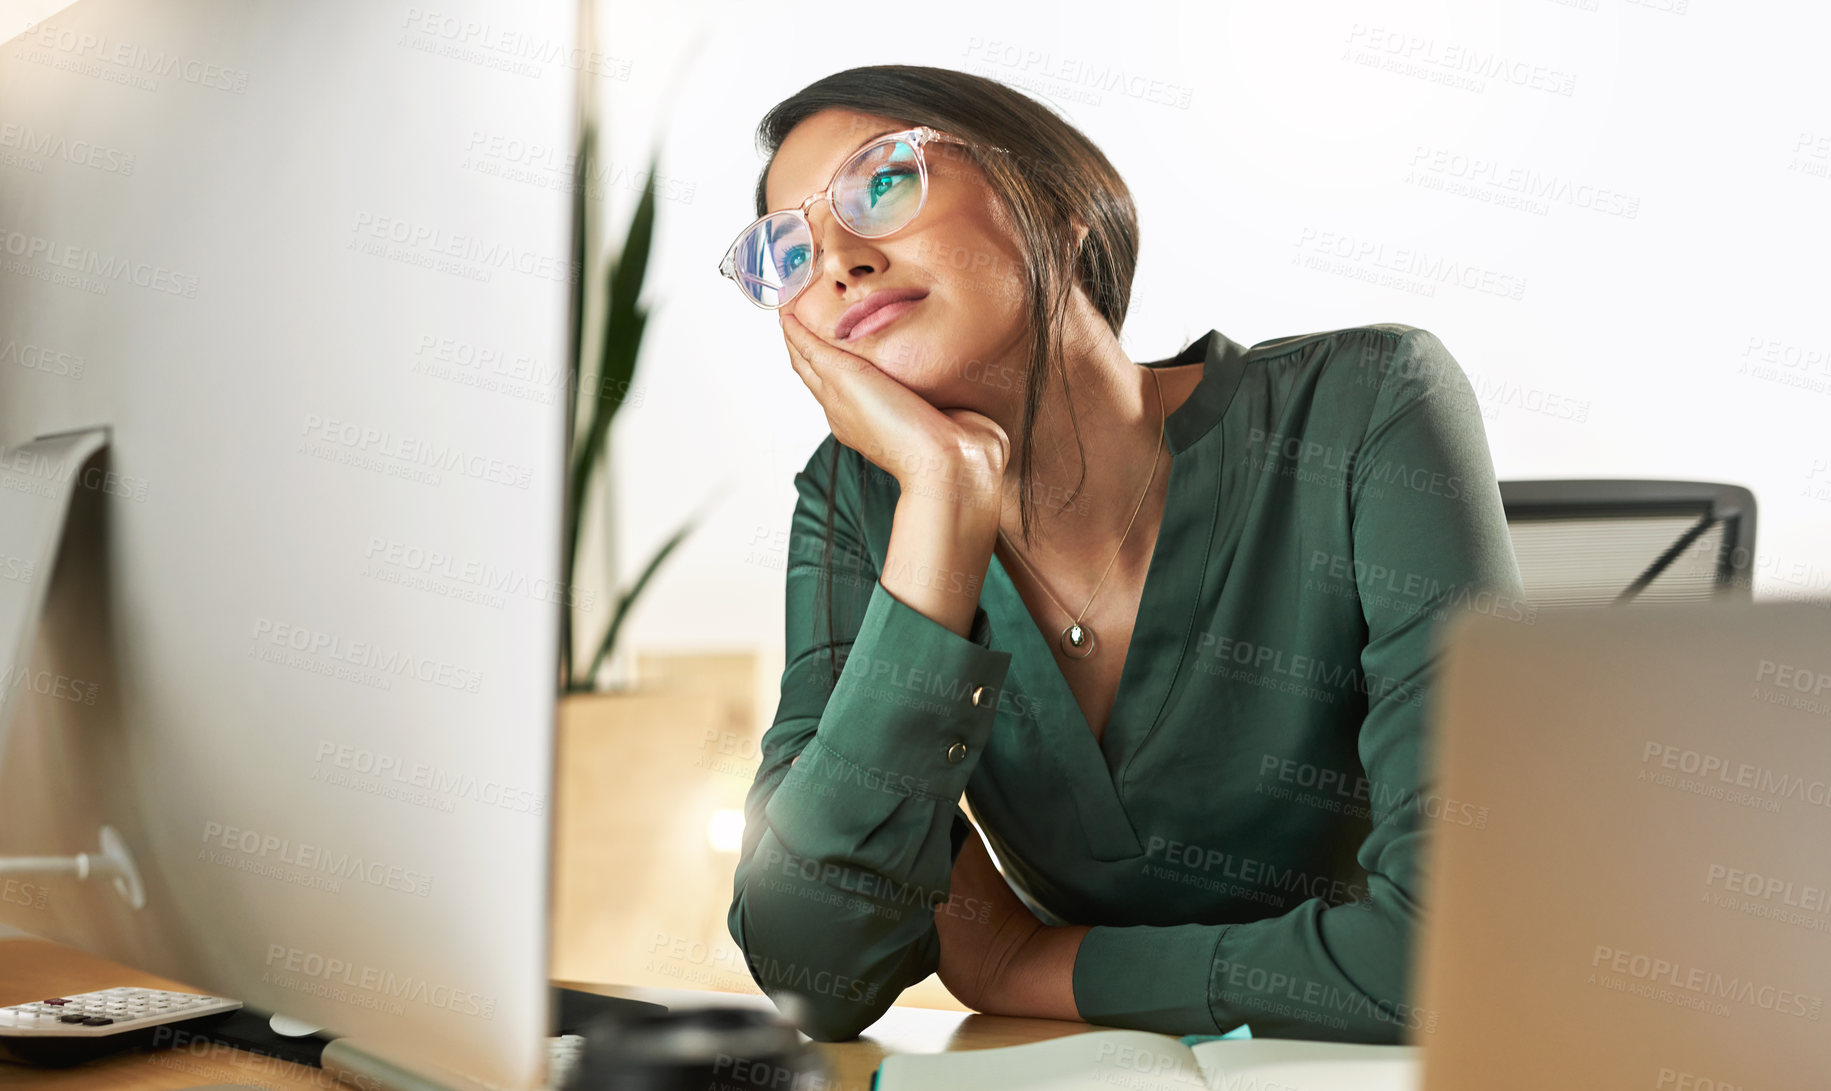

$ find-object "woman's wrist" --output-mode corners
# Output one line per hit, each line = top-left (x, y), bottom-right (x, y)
(892, 443), (1005, 514)
(882, 477), (1002, 640)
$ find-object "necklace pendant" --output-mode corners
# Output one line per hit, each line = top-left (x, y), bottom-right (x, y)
(1060, 622), (1096, 660)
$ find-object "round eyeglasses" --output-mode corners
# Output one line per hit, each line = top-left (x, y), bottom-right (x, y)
(716, 126), (1008, 310)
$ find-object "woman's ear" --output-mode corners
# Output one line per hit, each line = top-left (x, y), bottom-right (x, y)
(1065, 219), (1089, 261)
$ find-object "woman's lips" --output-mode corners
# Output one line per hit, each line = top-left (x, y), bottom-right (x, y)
(842, 295), (925, 341)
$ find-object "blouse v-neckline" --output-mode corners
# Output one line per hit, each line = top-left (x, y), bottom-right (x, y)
(981, 329), (1252, 860)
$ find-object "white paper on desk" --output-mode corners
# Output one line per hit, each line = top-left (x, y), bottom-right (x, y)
(1190, 1038), (1419, 1091)
(873, 1030), (1419, 1091)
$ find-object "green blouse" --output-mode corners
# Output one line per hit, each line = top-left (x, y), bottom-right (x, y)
(727, 325), (1526, 1043)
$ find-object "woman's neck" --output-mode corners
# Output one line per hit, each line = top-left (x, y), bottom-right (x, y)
(991, 306), (1191, 576)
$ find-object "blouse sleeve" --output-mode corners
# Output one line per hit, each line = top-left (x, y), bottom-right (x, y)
(726, 436), (1015, 1041)
(1068, 328), (1526, 1041)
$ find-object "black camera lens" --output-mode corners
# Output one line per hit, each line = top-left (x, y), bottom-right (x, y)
(564, 1005), (828, 1091)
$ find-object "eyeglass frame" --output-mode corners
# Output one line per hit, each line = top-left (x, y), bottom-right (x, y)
(715, 125), (1011, 310)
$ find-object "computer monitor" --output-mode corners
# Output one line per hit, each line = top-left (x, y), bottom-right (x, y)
(1418, 599), (1831, 1086)
(0, 1), (579, 1086)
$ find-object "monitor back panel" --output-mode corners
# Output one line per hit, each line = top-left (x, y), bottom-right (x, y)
(1418, 600), (1831, 1089)
(0, 2), (576, 1085)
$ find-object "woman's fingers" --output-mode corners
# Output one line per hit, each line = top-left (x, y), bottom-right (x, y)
(781, 311), (878, 382)
(780, 316), (813, 380)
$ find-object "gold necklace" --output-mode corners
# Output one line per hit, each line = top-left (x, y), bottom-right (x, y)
(996, 366), (1165, 661)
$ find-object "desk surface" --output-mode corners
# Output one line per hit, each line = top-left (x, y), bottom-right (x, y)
(0, 938), (1100, 1089)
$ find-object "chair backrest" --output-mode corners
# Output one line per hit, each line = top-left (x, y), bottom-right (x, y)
(1497, 480), (1756, 610)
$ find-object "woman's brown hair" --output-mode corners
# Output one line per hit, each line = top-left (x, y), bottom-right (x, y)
(752, 64), (1141, 691)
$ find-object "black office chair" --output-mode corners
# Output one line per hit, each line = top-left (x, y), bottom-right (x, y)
(1496, 480), (1756, 610)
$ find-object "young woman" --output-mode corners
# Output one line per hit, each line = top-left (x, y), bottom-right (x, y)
(720, 65), (1524, 1044)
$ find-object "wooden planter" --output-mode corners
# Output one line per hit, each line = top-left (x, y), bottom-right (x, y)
(549, 651), (969, 1011)
(550, 654), (761, 994)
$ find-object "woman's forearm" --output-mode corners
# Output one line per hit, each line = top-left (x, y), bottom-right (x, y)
(879, 456), (1003, 639)
(981, 924), (1091, 1022)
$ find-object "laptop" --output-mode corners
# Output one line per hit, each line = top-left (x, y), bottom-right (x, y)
(1416, 599), (1831, 1087)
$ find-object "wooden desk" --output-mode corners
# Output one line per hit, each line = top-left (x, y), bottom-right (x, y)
(1, 939), (1099, 1089)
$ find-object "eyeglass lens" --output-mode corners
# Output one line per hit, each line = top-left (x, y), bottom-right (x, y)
(731, 139), (924, 307)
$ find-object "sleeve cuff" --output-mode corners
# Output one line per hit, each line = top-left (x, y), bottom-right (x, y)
(1073, 923), (1227, 1035)
(767, 579), (1012, 826)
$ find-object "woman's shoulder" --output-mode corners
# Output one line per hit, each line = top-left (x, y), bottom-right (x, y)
(1244, 324), (1470, 405)
(1243, 322), (1443, 364)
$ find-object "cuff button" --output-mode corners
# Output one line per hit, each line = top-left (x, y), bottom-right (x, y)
(945, 740), (968, 763)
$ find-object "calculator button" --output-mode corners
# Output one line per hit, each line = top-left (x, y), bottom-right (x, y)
(83, 1017), (113, 1026)
(59, 1015), (87, 1023)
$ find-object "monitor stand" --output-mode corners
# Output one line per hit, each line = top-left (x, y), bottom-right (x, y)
(0, 427), (144, 909)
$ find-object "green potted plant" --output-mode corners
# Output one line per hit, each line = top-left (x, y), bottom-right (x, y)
(547, 37), (759, 990)
(559, 119), (706, 694)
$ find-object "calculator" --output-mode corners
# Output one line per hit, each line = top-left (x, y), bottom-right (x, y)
(0, 985), (241, 1066)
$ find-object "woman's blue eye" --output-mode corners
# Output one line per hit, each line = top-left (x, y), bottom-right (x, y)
(867, 166), (916, 207)
(774, 243), (810, 278)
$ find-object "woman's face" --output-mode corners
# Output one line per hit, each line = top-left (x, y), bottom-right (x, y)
(763, 108), (1033, 408)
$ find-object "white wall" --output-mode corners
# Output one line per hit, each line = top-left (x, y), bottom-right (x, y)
(598, 0), (1831, 659)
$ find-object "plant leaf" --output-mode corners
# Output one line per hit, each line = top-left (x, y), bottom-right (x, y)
(560, 118), (597, 686)
(578, 503), (704, 691)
